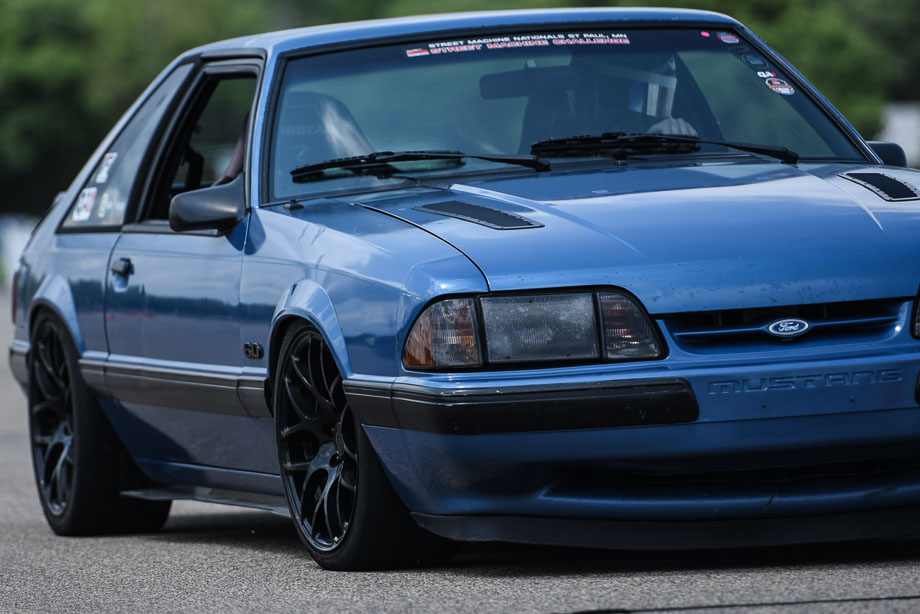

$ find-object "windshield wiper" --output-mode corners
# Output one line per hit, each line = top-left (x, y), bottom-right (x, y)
(530, 132), (799, 164)
(291, 150), (550, 183)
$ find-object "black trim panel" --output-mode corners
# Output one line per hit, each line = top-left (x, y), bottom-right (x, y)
(78, 357), (108, 396)
(415, 200), (543, 230)
(199, 48), (268, 61)
(123, 486), (288, 516)
(106, 364), (247, 415)
(8, 341), (29, 389)
(80, 360), (270, 418)
(412, 507), (920, 549)
(346, 378), (698, 434)
(238, 375), (272, 418)
(840, 171), (920, 201)
(121, 220), (222, 237)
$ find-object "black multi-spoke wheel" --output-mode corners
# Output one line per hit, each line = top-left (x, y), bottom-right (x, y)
(277, 329), (357, 550)
(30, 318), (76, 515)
(275, 323), (457, 570)
(27, 312), (171, 535)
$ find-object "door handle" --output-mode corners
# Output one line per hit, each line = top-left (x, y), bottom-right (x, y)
(111, 257), (132, 277)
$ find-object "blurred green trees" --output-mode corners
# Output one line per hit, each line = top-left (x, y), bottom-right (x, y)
(0, 0), (915, 215)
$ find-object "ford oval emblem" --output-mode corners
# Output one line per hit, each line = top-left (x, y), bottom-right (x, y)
(767, 318), (810, 337)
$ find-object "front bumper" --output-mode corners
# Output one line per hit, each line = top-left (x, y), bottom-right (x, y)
(411, 505), (920, 549)
(346, 346), (920, 545)
(347, 377), (699, 434)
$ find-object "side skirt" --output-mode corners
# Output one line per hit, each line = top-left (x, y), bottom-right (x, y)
(122, 486), (290, 517)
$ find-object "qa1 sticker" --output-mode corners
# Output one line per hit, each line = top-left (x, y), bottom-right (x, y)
(95, 152), (118, 184)
(717, 32), (740, 44)
(765, 77), (795, 95)
(72, 187), (97, 222)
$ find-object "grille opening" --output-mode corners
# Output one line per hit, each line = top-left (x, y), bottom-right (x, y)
(662, 298), (905, 351)
(668, 298), (898, 330)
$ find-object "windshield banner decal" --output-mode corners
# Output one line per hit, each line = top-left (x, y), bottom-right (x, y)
(406, 33), (630, 57)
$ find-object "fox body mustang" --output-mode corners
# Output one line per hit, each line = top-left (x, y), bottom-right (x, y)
(11, 8), (920, 569)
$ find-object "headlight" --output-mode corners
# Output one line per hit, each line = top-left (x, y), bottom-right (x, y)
(403, 298), (481, 368)
(481, 293), (598, 363)
(403, 289), (662, 370)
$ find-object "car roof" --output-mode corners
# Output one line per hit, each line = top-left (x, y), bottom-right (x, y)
(188, 8), (738, 58)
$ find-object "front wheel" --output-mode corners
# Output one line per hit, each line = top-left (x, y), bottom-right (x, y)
(274, 323), (455, 570)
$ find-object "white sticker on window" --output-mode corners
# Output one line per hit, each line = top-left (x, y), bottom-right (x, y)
(72, 188), (97, 222)
(94, 152), (118, 184)
(97, 192), (113, 218)
(765, 77), (795, 96)
(405, 33), (630, 57)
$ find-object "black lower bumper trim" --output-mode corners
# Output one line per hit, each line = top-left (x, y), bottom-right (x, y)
(346, 378), (698, 434)
(8, 341), (28, 390)
(411, 507), (920, 550)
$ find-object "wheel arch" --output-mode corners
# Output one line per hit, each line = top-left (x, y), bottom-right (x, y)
(267, 279), (353, 396)
(27, 275), (85, 353)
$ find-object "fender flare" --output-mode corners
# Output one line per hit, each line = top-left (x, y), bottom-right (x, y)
(267, 279), (352, 392)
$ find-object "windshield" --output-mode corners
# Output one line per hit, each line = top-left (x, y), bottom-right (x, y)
(269, 27), (864, 200)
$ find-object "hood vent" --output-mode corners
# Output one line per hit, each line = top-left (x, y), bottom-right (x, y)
(840, 171), (920, 201)
(416, 200), (543, 230)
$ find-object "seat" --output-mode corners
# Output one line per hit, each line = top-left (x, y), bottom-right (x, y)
(273, 91), (373, 192)
(518, 90), (585, 153)
(212, 114), (249, 186)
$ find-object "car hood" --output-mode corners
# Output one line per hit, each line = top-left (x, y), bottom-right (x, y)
(355, 161), (920, 314)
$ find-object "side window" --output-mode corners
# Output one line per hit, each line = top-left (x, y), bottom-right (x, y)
(61, 63), (192, 230)
(143, 72), (257, 221)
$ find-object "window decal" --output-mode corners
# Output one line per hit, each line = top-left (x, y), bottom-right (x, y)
(94, 152), (118, 184)
(405, 32), (630, 58)
(72, 188), (97, 222)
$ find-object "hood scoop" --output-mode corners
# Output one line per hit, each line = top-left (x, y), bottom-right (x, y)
(415, 200), (543, 230)
(840, 171), (920, 201)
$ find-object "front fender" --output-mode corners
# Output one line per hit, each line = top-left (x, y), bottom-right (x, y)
(269, 279), (352, 389)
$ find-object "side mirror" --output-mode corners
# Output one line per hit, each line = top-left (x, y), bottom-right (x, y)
(169, 174), (246, 233)
(867, 141), (908, 167)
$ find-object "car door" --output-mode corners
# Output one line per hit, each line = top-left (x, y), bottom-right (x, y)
(47, 64), (193, 386)
(103, 59), (278, 480)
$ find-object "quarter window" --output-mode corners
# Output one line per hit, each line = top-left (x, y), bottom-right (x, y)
(61, 63), (192, 230)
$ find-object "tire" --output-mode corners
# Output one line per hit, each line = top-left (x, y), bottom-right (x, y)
(28, 311), (171, 535)
(274, 323), (456, 570)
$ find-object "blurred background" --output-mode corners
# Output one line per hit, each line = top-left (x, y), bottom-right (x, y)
(0, 0), (917, 283)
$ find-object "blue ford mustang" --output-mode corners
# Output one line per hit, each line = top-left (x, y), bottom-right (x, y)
(11, 8), (920, 570)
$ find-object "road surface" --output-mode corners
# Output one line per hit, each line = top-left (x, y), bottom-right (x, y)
(2, 294), (920, 613)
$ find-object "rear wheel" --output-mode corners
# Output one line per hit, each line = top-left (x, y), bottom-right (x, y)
(28, 312), (170, 535)
(274, 323), (456, 570)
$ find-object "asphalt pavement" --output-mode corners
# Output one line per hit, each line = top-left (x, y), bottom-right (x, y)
(3, 295), (920, 613)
